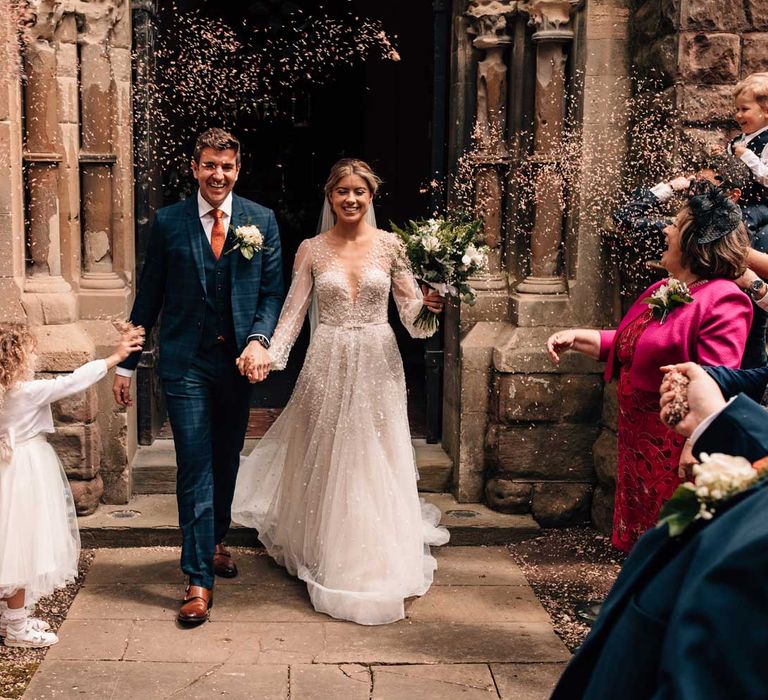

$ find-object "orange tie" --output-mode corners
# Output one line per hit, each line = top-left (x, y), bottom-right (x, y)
(211, 209), (226, 260)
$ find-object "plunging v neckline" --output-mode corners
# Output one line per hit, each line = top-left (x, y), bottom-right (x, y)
(319, 233), (380, 305)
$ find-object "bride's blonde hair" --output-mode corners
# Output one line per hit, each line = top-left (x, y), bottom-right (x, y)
(324, 159), (381, 201)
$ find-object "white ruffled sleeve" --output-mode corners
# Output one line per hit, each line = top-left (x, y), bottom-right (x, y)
(268, 239), (314, 370)
(390, 236), (436, 340)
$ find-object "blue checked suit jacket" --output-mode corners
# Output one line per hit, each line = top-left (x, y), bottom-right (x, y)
(120, 193), (284, 380)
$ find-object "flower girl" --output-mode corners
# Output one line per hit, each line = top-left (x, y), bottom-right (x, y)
(0, 322), (144, 648)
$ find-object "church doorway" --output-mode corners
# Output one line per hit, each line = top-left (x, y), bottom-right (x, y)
(133, 0), (447, 442)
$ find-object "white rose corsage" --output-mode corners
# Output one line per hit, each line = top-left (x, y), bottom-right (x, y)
(226, 225), (265, 260)
(642, 277), (693, 324)
(657, 452), (768, 536)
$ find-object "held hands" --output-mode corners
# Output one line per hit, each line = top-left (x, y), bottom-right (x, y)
(420, 285), (445, 314)
(659, 362), (726, 438)
(546, 330), (577, 365)
(237, 340), (271, 383)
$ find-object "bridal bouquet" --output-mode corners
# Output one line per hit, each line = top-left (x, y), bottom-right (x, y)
(391, 215), (487, 332)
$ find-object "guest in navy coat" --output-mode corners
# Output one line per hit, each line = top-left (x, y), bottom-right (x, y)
(551, 362), (768, 700)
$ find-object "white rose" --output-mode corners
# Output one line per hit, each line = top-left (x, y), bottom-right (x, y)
(237, 225), (263, 247)
(422, 234), (441, 253)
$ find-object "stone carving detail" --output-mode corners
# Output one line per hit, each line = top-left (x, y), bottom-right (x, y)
(466, 0), (517, 280)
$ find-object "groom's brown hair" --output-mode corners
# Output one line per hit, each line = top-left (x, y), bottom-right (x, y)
(193, 128), (241, 167)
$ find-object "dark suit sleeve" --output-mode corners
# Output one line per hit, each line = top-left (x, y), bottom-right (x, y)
(119, 215), (168, 371)
(247, 210), (284, 341)
(653, 510), (768, 699)
(693, 393), (768, 462)
(703, 365), (768, 402)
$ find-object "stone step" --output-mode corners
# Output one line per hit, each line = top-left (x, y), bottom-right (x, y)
(132, 438), (453, 495)
(79, 493), (540, 548)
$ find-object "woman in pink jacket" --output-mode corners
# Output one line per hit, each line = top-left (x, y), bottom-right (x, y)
(547, 182), (753, 552)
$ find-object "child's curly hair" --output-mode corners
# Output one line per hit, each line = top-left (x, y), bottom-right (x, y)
(0, 323), (35, 408)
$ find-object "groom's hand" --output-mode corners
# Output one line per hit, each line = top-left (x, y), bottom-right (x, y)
(238, 341), (271, 383)
(113, 375), (133, 407)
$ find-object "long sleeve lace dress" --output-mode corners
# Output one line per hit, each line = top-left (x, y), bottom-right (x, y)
(231, 231), (449, 625)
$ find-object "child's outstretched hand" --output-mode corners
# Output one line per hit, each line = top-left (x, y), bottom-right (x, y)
(106, 323), (145, 369)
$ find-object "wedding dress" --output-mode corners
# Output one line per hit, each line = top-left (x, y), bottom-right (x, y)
(231, 230), (449, 625)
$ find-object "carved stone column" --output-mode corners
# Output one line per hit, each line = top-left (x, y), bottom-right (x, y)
(79, 38), (123, 295)
(22, 35), (71, 297)
(515, 0), (580, 295)
(466, 0), (517, 288)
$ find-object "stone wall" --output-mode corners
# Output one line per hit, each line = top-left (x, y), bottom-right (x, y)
(445, 0), (632, 526)
(0, 0), (136, 515)
(633, 0), (768, 151)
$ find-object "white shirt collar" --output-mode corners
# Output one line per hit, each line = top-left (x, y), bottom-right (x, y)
(741, 125), (768, 143)
(197, 190), (233, 220)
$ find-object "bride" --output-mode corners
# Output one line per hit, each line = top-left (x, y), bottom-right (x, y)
(231, 158), (450, 625)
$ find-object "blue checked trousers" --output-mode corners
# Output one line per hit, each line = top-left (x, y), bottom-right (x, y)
(162, 345), (253, 589)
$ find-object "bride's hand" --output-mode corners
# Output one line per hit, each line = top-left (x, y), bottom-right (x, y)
(421, 285), (444, 314)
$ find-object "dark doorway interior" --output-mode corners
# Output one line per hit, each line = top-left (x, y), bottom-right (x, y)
(148, 0), (436, 437)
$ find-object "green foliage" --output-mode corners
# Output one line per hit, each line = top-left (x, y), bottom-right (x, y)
(657, 486), (700, 537)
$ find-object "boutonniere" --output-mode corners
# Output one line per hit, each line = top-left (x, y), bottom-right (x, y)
(642, 277), (694, 324)
(226, 224), (264, 260)
(657, 453), (768, 537)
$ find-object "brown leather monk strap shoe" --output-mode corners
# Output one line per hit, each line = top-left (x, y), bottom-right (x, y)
(214, 543), (238, 578)
(178, 585), (213, 625)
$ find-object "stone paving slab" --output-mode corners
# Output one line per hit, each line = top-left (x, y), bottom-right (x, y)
(407, 585), (550, 623)
(372, 664), (497, 699)
(491, 663), (568, 699)
(23, 546), (570, 699)
(23, 661), (289, 699)
(84, 546), (295, 586)
(291, 664), (371, 699)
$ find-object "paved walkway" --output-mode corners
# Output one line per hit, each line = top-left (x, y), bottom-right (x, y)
(24, 547), (569, 699)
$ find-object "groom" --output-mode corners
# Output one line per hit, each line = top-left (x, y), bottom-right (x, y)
(114, 128), (283, 624)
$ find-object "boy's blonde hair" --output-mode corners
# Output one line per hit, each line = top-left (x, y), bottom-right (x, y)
(734, 72), (768, 109)
(0, 323), (35, 409)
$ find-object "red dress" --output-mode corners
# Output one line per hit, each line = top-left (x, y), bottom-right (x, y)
(612, 308), (686, 553)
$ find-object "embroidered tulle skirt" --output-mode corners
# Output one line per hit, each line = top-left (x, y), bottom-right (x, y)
(232, 322), (449, 625)
(0, 434), (80, 604)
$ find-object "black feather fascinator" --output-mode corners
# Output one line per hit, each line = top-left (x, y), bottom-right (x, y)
(687, 179), (743, 244)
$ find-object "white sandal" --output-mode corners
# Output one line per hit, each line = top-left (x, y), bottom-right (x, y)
(0, 616), (50, 637)
(3, 619), (58, 648)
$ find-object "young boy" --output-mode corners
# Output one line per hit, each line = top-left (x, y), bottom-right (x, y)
(729, 72), (768, 207)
